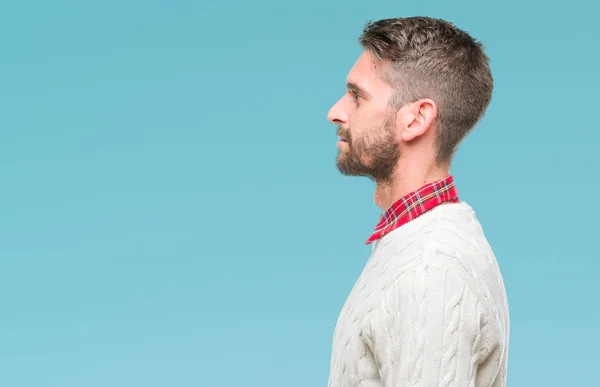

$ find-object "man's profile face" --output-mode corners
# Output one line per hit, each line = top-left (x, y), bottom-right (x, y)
(327, 50), (401, 182)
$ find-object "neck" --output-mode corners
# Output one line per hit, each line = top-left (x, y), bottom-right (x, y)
(374, 161), (450, 212)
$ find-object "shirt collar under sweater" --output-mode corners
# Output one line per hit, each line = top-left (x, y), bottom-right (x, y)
(365, 175), (459, 245)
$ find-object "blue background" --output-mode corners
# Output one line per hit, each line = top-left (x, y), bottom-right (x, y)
(1, 1), (598, 386)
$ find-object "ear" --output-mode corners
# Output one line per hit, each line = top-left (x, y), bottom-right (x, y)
(400, 99), (437, 142)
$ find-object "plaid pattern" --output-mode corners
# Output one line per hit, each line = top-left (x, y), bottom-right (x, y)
(365, 175), (459, 245)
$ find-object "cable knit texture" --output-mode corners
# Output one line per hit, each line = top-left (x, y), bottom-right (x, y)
(327, 201), (509, 387)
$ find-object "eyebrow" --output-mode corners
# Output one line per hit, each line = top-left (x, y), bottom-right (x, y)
(346, 82), (370, 100)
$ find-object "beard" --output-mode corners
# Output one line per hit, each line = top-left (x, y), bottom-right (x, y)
(336, 113), (401, 183)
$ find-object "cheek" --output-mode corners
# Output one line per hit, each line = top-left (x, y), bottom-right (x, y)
(348, 112), (370, 137)
(350, 113), (378, 141)
(356, 114), (396, 151)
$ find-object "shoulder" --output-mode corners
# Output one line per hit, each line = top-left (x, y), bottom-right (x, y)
(372, 201), (506, 320)
(378, 201), (496, 281)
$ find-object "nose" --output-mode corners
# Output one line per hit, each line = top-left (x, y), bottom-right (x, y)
(327, 97), (348, 125)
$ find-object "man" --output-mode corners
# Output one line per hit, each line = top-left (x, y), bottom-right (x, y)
(326, 17), (510, 387)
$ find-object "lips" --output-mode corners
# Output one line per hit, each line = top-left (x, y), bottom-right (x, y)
(337, 127), (350, 143)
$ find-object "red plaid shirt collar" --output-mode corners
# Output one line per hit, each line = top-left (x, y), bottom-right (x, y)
(365, 175), (459, 245)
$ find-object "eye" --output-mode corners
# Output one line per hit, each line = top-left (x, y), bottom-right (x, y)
(349, 90), (360, 101)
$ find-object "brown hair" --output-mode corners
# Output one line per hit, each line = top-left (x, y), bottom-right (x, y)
(359, 17), (493, 165)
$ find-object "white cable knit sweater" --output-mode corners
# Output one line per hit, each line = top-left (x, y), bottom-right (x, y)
(327, 201), (510, 387)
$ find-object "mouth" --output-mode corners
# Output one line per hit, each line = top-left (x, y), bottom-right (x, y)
(337, 138), (349, 147)
(336, 127), (350, 145)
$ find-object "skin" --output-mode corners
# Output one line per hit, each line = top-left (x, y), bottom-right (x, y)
(327, 50), (451, 212)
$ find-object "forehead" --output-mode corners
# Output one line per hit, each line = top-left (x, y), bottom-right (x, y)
(347, 50), (391, 97)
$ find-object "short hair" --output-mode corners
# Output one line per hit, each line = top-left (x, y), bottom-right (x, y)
(359, 17), (494, 165)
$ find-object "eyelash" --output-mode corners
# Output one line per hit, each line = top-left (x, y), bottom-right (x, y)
(350, 90), (360, 101)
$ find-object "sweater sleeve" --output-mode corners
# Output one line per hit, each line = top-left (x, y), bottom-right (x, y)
(365, 263), (489, 387)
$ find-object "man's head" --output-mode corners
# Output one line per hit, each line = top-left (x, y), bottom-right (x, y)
(328, 17), (493, 183)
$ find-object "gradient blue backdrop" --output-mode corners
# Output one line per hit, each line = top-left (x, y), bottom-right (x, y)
(1, 1), (598, 386)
